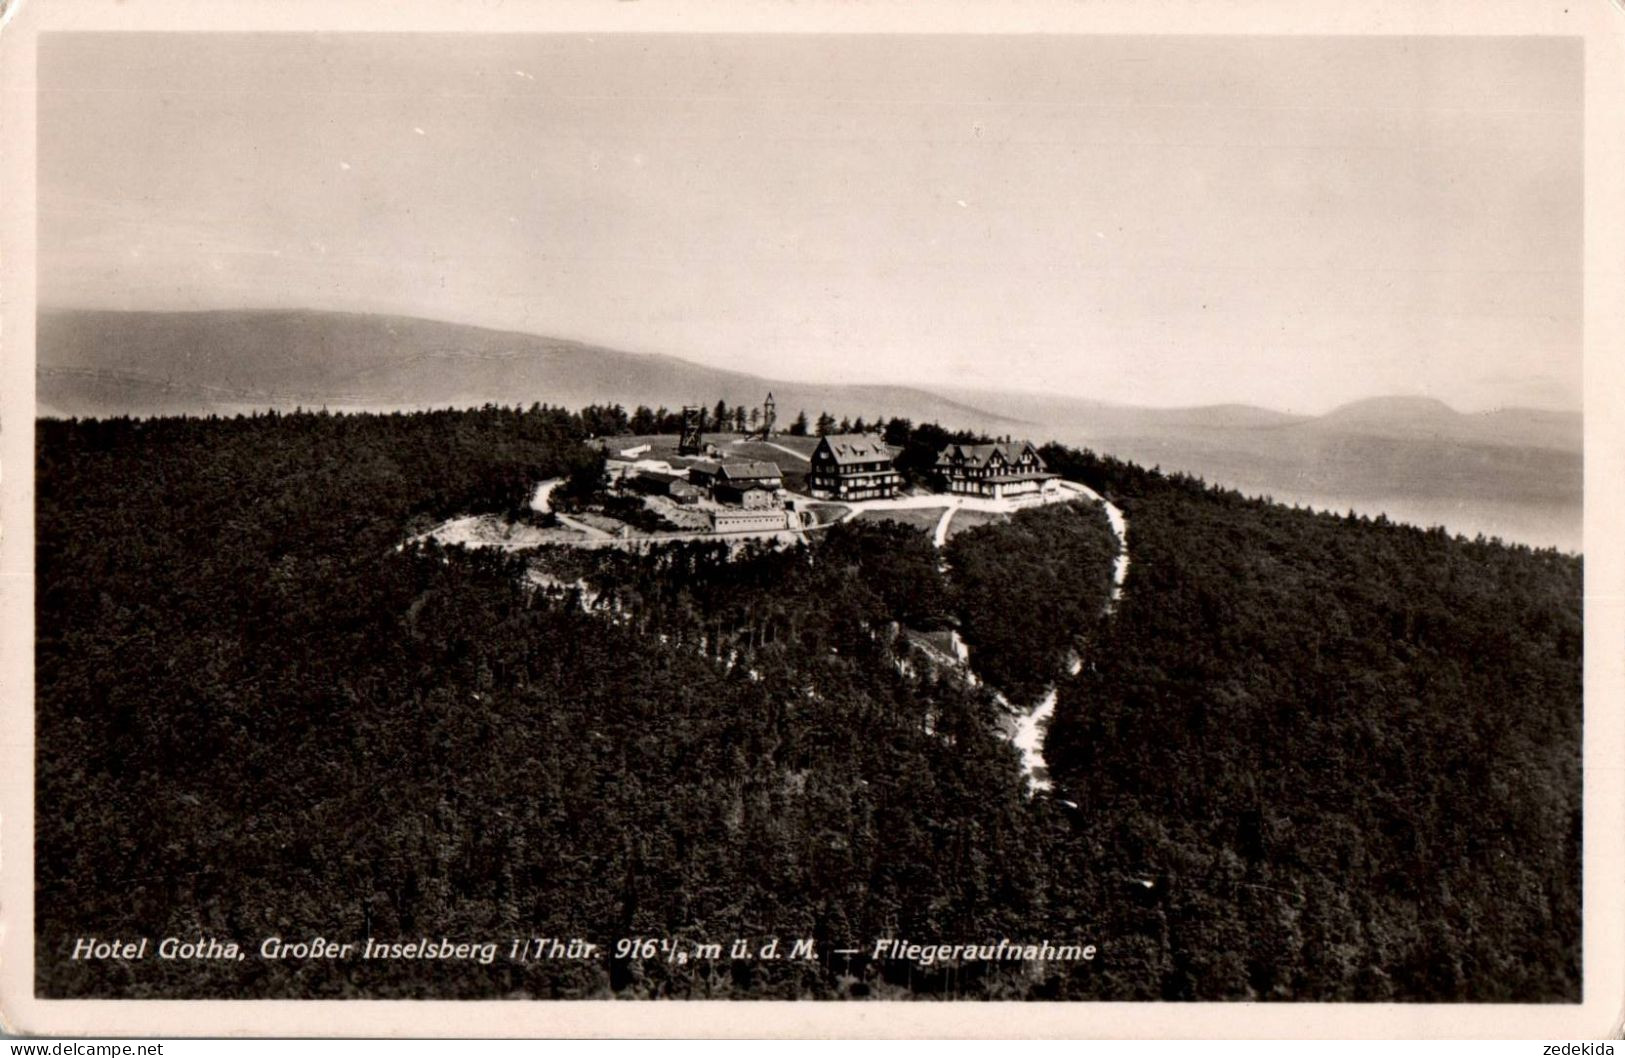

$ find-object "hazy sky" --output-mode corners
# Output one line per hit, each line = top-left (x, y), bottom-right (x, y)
(39, 33), (1582, 413)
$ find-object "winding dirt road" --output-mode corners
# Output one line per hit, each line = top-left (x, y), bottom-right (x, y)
(1008, 484), (1130, 791)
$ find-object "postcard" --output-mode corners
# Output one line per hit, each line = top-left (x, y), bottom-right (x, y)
(2, 0), (1621, 1039)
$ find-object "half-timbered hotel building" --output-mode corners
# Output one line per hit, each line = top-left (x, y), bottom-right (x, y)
(934, 440), (1059, 500)
(807, 435), (902, 500)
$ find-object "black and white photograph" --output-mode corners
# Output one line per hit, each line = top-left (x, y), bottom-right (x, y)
(2, 0), (1622, 1040)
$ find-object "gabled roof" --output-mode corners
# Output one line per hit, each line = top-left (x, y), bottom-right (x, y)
(935, 440), (1044, 469)
(816, 434), (897, 465)
(719, 460), (783, 481)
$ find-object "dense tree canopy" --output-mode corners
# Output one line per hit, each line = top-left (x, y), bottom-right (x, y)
(944, 502), (1118, 706)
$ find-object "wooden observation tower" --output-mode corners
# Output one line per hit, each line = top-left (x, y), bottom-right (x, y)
(678, 405), (704, 455)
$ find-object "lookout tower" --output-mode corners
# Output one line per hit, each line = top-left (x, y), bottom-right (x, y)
(678, 405), (705, 455)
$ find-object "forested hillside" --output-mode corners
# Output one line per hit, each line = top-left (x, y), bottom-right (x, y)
(1035, 445), (1583, 1001)
(35, 411), (1582, 1001)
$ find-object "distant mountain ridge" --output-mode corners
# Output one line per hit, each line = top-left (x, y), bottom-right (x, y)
(37, 307), (1582, 550)
(36, 308), (1025, 433)
(38, 307), (1579, 448)
(1310, 395), (1581, 451)
(932, 388), (1581, 455)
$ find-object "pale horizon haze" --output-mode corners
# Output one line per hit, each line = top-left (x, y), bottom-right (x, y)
(39, 33), (1583, 415)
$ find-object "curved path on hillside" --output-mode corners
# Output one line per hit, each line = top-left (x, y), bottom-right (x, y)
(530, 477), (561, 513)
(1057, 481), (1129, 609)
(1007, 483), (1130, 792)
(525, 478), (619, 538)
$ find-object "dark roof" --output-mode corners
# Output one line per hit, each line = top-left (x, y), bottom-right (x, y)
(935, 440), (1044, 469)
(719, 460), (783, 481)
(816, 434), (897, 466)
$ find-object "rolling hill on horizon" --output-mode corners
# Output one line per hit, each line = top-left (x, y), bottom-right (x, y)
(36, 307), (1025, 434)
(37, 307), (1583, 550)
(949, 387), (1583, 554)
